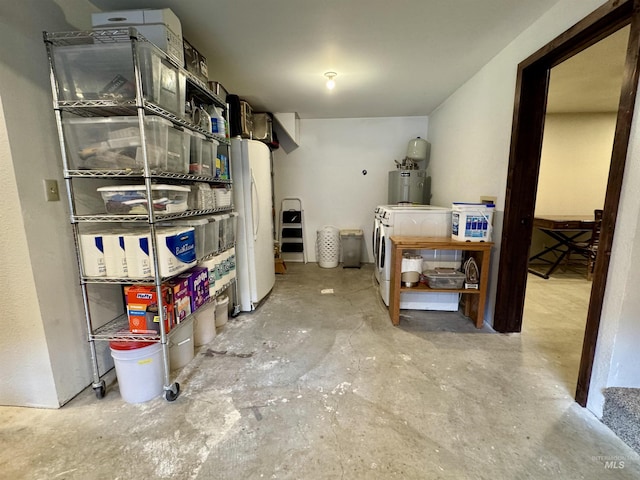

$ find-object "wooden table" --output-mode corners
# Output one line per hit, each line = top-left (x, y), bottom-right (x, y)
(389, 236), (493, 328)
(528, 215), (595, 279)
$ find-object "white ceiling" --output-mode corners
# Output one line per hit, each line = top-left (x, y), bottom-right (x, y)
(547, 25), (629, 114)
(88, 0), (564, 118)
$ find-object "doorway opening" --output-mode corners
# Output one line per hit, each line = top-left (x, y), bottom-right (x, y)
(493, 0), (640, 406)
(523, 26), (629, 395)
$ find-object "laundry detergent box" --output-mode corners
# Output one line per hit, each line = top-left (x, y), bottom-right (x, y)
(178, 266), (209, 313)
(168, 276), (191, 322)
(126, 284), (174, 334)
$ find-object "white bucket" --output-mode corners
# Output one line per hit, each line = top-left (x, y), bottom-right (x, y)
(169, 317), (195, 370)
(109, 341), (163, 403)
(194, 300), (216, 346)
(215, 294), (229, 327)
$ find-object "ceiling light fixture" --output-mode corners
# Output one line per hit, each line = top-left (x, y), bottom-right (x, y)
(324, 71), (337, 90)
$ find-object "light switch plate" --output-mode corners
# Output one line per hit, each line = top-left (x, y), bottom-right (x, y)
(43, 179), (60, 202)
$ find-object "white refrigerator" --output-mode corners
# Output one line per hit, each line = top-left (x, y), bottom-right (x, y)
(231, 138), (276, 311)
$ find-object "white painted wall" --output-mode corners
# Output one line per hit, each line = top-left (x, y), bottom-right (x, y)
(536, 113), (614, 215)
(272, 117), (429, 263)
(530, 113), (614, 256)
(0, 0), (119, 407)
(428, 0), (640, 418)
(588, 94), (640, 416)
(427, 0), (609, 329)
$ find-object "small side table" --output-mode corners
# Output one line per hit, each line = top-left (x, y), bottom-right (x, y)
(389, 236), (493, 328)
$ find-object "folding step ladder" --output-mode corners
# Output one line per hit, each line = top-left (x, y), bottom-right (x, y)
(279, 197), (307, 263)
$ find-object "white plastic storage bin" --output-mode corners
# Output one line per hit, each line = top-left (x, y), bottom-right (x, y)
(63, 116), (189, 172)
(451, 203), (495, 242)
(50, 40), (185, 117)
(169, 317), (195, 370)
(109, 341), (163, 403)
(97, 184), (190, 214)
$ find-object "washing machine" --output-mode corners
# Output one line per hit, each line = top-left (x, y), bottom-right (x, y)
(373, 205), (462, 310)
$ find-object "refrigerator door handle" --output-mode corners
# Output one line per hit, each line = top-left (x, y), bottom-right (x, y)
(251, 168), (260, 241)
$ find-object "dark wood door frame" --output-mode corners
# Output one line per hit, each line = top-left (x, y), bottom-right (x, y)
(493, 0), (640, 406)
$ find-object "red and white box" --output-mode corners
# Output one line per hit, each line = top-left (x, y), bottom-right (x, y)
(126, 284), (174, 334)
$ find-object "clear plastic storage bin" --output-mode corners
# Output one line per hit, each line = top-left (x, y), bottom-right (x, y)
(50, 40), (186, 117)
(63, 116), (190, 172)
(424, 268), (465, 289)
(189, 132), (205, 174)
(97, 184), (190, 214)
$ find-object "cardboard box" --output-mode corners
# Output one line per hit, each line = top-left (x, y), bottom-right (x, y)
(168, 277), (191, 322)
(126, 285), (174, 334)
(178, 266), (210, 313)
(275, 258), (286, 274)
(91, 8), (184, 65)
(183, 38), (208, 83)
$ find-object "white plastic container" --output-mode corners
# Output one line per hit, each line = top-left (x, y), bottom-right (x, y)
(215, 294), (229, 327)
(79, 232), (106, 277)
(156, 227), (197, 277)
(103, 232), (128, 277)
(451, 203), (495, 242)
(110, 341), (163, 403)
(97, 184), (190, 215)
(123, 231), (154, 278)
(169, 317), (194, 370)
(194, 300), (216, 346)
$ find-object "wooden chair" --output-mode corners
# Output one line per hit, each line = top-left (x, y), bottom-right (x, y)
(569, 209), (603, 280)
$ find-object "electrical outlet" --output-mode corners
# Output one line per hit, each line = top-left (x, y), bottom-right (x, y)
(480, 196), (497, 205)
(43, 179), (60, 202)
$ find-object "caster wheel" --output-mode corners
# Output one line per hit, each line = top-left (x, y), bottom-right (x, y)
(93, 382), (106, 399)
(164, 383), (180, 402)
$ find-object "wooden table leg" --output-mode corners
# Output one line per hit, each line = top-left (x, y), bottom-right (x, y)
(389, 243), (401, 326)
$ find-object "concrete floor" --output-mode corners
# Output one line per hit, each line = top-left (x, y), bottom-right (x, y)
(1, 263), (639, 479)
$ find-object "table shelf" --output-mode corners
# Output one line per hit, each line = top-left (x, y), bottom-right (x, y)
(389, 236), (493, 328)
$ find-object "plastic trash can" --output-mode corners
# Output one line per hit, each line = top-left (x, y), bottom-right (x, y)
(340, 229), (363, 268)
